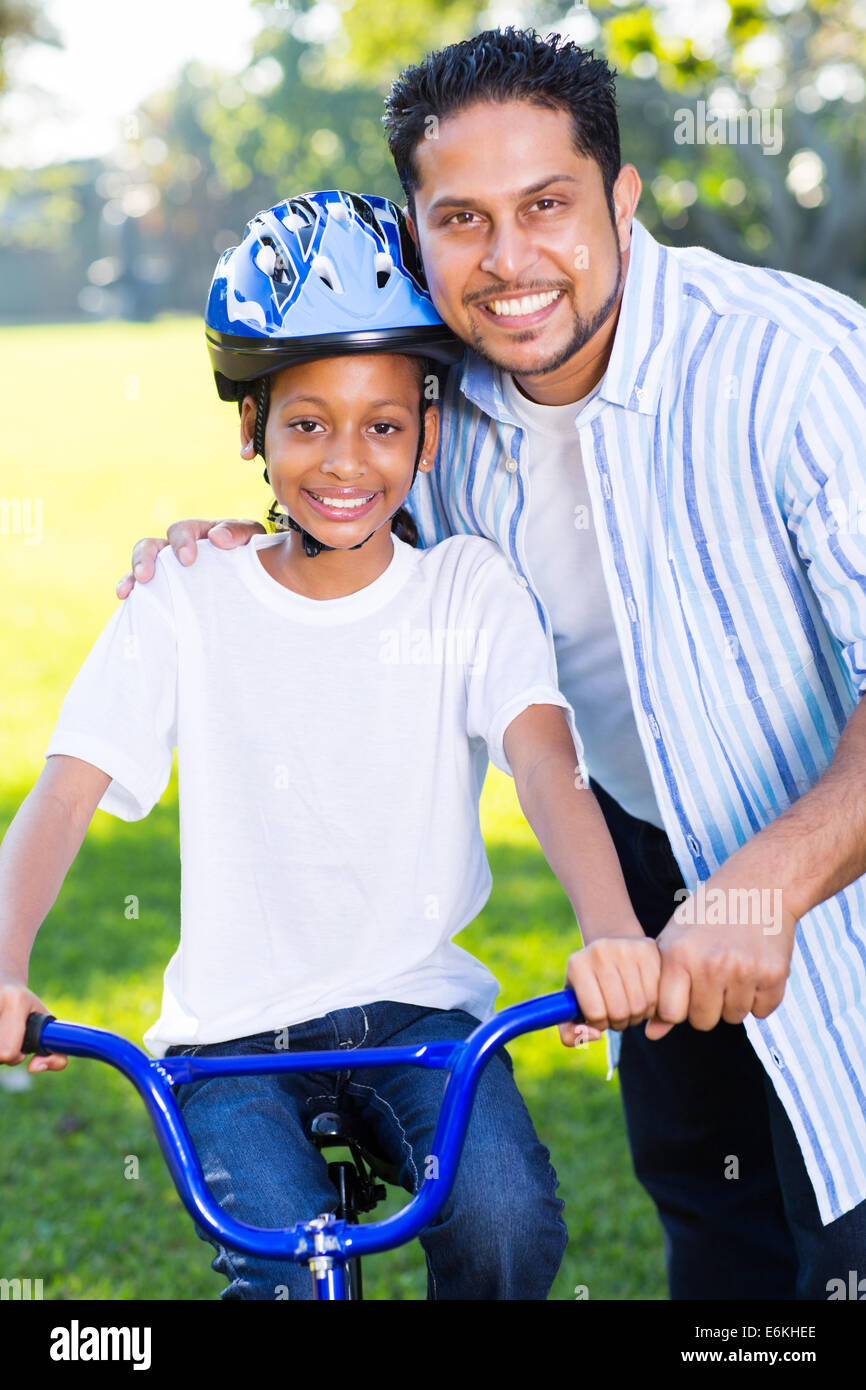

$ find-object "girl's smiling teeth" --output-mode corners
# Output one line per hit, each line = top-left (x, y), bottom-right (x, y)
(305, 489), (379, 510)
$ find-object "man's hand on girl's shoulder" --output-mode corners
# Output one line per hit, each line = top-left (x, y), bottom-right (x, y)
(116, 519), (266, 598)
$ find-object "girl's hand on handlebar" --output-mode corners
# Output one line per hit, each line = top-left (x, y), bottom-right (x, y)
(560, 934), (662, 1046)
(0, 978), (67, 1073)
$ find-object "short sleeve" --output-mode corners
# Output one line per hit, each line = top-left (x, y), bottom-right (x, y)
(44, 556), (178, 821)
(783, 325), (866, 694)
(462, 545), (586, 778)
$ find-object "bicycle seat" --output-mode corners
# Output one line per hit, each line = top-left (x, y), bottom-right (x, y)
(308, 1110), (402, 1186)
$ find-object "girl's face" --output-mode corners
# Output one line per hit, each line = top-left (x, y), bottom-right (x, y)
(240, 353), (439, 553)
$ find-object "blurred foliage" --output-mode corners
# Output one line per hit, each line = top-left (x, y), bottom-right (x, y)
(0, 0), (60, 94)
(288, 0), (486, 86)
(0, 0), (864, 320)
(597, 0), (866, 298)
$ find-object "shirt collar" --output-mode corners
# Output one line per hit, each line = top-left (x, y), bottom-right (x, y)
(457, 217), (683, 422)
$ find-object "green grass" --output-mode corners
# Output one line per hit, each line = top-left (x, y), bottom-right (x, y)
(0, 318), (666, 1300)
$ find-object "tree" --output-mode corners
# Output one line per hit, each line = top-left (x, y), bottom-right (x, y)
(271, 0), (866, 297)
(0, 0), (60, 96)
(598, 0), (866, 298)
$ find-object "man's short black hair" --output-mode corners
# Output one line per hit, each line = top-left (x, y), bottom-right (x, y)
(382, 27), (621, 221)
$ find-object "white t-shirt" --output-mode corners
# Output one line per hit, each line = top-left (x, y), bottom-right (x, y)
(501, 372), (665, 829)
(45, 532), (584, 1056)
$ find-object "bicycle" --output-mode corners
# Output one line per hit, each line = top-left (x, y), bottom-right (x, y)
(22, 987), (582, 1300)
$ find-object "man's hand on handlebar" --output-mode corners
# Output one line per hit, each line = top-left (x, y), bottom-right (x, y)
(0, 977), (67, 1073)
(116, 518), (266, 598)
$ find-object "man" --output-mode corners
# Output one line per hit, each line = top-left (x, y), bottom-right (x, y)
(122, 28), (866, 1299)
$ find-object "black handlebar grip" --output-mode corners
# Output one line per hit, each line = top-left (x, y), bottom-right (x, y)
(22, 1012), (56, 1057)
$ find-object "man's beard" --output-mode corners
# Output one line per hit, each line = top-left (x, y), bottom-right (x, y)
(466, 256), (624, 379)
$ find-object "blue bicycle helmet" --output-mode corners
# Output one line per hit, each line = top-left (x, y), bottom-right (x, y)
(205, 190), (463, 556)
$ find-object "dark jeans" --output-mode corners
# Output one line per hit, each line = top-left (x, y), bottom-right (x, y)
(165, 1001), (567, 1300)
(589, 776), (866, 1301)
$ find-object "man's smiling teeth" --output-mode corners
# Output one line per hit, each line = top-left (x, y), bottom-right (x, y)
(308, 491), (375, 509)
(486, 289), (563, 317)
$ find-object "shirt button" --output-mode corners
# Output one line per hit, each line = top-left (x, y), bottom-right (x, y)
(770, 1049), (784, 1068)
(515, 574), (528, 588)
(626, 597), (638, 623)
(505, 458), (517, 473)
(687, 834), (700, 856)
(648, 714), (661, 738)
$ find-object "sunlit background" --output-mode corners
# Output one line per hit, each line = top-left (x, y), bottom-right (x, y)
(0, 0), (864, 1302)
(2, 0), (865, 320)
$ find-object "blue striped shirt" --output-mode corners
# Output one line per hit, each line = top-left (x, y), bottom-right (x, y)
(404, 215), (866, 1225)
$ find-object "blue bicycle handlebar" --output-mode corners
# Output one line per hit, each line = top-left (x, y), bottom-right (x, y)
(23, 990), (582, 1264)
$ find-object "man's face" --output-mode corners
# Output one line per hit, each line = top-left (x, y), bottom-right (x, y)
(407, 99), (636, 383)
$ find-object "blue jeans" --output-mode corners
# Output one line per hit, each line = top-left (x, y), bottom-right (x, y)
(590, 776), (866, 1300)
(165, 1001), (567, 1300)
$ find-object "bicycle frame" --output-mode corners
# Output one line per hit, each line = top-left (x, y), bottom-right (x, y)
(24, 988), (581, 1300)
